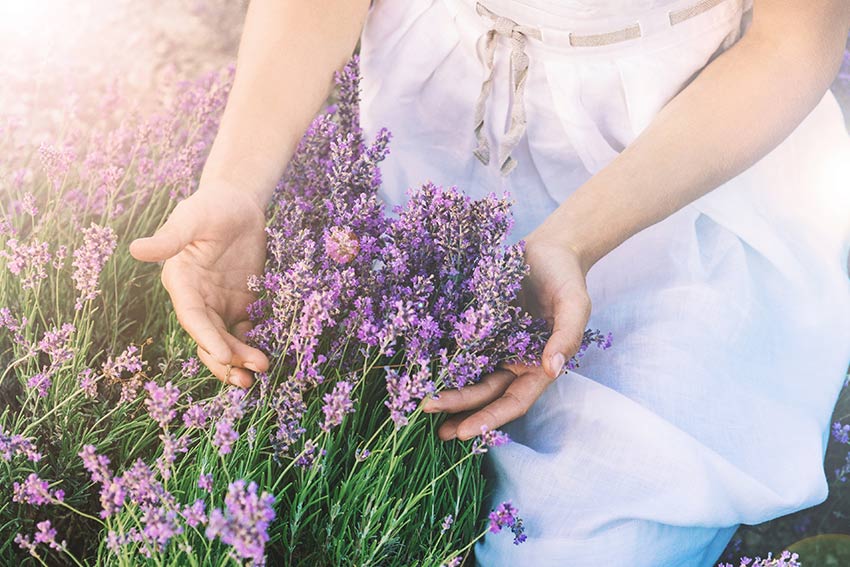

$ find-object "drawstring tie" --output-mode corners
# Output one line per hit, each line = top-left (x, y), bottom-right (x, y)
(473, 2), (542, 176)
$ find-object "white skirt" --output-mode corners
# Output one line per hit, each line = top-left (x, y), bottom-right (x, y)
(359, 0), (850, 565)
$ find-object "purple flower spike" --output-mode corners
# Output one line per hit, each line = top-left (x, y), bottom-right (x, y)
(472, 425), (511, 455)
(488, 501), (527, 545)
(198, 473), (213, 492)
(320, 380), (356, 432)
(15, 520), (68, 556)
(182, 499), (208, 528)
(205, 480), (276, 566)
(212, 419), (239, 456)
(144, 381), (181, 428)
(0, 427), (42, 462)
(12, 473), (64, 506)
(72, 223), (117, 310)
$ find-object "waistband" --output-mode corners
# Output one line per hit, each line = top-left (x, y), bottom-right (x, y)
(443, 0), (753, 50)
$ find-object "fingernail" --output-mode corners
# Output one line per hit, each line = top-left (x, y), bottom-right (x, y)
(551, 352), (565, 376)
(422, 401), (438, 413)
(244, 362), (259, 372)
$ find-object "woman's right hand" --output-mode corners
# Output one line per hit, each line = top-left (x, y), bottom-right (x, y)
(129, 182), (270, 387)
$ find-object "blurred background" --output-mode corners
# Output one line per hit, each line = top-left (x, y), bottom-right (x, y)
(0, 0), (245, 141)
(1, 0), (849, 563)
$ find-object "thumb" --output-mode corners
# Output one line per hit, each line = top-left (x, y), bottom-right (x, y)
(130, 202), (196, 262)
(541, 292), (591, 379)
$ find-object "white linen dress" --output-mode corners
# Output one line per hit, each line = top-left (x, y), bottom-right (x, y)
(359, 0), (850, 565)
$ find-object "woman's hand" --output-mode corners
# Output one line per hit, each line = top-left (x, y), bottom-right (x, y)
(423, 233), (591, 441)
(129, 182), (271, 387)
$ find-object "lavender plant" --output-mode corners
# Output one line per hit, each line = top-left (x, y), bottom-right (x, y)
(0, 53), (612, 566)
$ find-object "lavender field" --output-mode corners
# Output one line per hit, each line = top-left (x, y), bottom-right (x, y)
(1, 2), (849, 566)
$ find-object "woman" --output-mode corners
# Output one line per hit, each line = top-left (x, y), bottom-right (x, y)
(130, 1), (850, 565)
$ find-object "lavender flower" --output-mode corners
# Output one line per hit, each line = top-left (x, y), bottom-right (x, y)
(565, 330), (614, 371)
(79, 444), (113, 484)
(0, 307), (29, 348)
(206, 480), (276, 566)
(294, 439), (326, 469)
(78, 368), (98, 398)
(488, 501), (527, 545)
(212, 419), (239, 455)
(243, 57), (612, 460)
(1, 238), (52, 289)
(156, 432), (189, 480)
(12, 473), (65, 506)
(320, 379), (355, 432)
(181, 356), (200, 378)
(103, 344), (143, 379)
(0, 427), (42, 462)
(183, 499), (208, 528)
(140, 505), (184, 556)
(440, 514), (454, 534)
(832, 421), (850, 444)
(98, 478), (127, 518)
(183, 401), (211, 428)
(385, 365), (435, 428)
(52, 245), (67, 270)
(72, 223), (117, 309)
(355, 448), (371, 462)
(718, 550), (801, 567)
(198, 473), (213, 493)
(144, 381), (181, 428)
(38, 142), (73, 189)
(471, 425), (510, 455)
(20, 192), (38, 217)
(15, 520), (68, 557)
(27, 372), (52, 398)
(122, 459), (170, 508)
(24, 323), (77, 397)
(36, 323), (75, 364)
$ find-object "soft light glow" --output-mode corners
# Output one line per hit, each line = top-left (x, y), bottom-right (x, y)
(0, 0), (54, 39)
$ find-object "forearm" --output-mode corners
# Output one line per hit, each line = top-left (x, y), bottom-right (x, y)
(532, 1), (849, 273)
(199, 0), (370, 208)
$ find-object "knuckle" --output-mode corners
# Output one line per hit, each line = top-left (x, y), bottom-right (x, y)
(564, 336), (582, 356)
(502, 391), (527, 416)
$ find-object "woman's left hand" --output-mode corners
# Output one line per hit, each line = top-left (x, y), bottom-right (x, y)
(422, 232), (592, 441)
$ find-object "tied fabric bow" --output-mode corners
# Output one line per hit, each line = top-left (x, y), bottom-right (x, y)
(473, 2), (542, 176)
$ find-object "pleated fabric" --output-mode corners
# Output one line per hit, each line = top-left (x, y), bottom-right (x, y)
(359, 0), (850, 564)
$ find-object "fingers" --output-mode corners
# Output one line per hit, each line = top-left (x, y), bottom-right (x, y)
(451, 368), (552, 441)
(166, 277), (232, 366)
(541, 289), (591, 379)
(226, 320), (270, 373)
(213, 316), (269, 374)
(196, 317), (267, 388)
(422, 368), (514, 414)
(129, 201), (196, 263)
(197, 346), (254, 389)
(437, 412), (473, 441)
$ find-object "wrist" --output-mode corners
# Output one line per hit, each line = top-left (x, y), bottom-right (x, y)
(199, 126), (291, 213)
(525, 215), (602, 276)
(194, 176), (269, 228)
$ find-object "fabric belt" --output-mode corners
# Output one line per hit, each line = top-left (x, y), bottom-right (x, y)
(471, 0), (745, 176)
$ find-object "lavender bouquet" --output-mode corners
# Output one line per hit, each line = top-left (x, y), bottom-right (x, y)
(0, 56), (611, 566)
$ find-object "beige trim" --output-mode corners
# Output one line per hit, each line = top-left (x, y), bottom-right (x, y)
(669, 0), (727, 26)
(568, 24), (642, 47)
